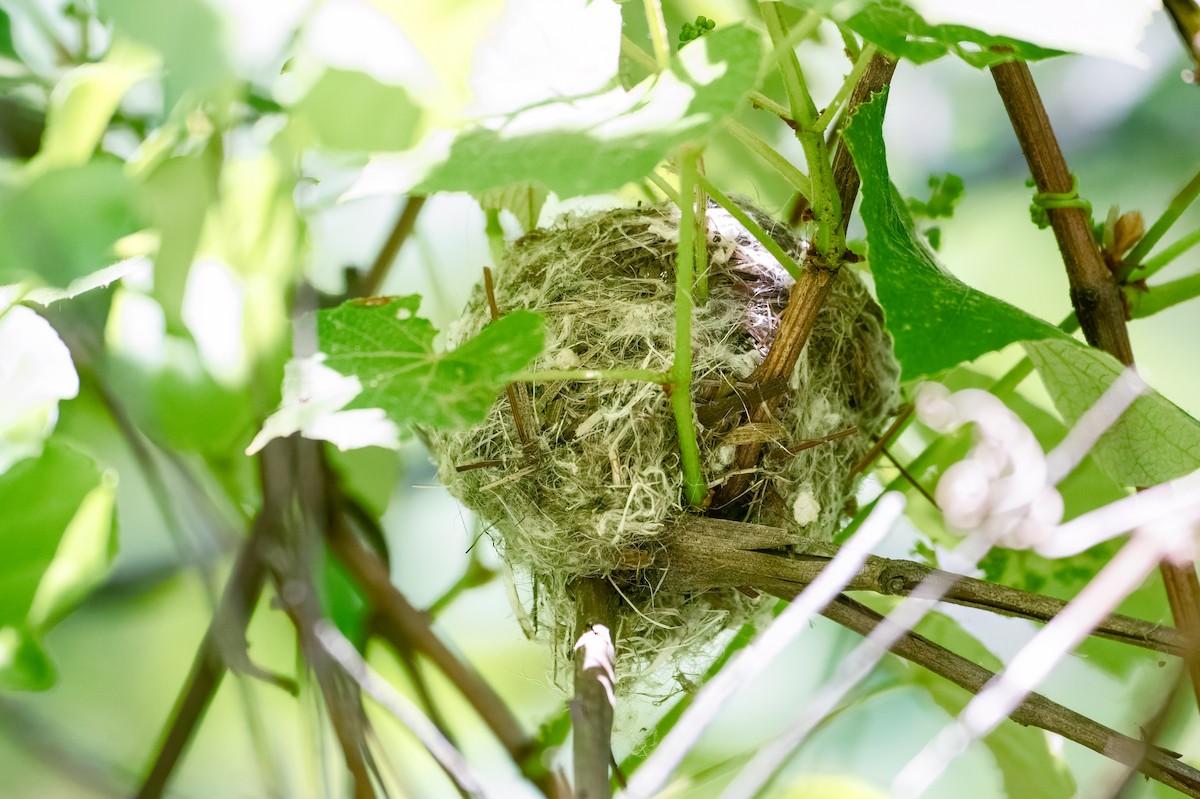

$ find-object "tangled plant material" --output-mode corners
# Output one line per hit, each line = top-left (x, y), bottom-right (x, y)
(429, 200), (900, 688)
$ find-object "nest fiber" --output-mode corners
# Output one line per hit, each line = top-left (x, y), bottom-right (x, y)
(430, 200), (899, 685)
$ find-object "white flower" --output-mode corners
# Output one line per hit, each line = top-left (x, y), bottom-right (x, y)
(0, 306), (79, 473)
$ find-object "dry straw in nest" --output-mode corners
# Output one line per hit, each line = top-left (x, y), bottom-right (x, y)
(429, 199), (899, 688)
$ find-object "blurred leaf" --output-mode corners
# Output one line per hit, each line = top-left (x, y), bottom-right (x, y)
(141, 152), (218, 331)
(322, 555), (368, 648)
(326, 446), (400, 518)
(317, 296), (545, 430)
(1026, 338), (1200, 486)
(905, 612), (1076, 798)
(412, 25), (760, 198)
(842, 89), (1068, 379)
(0, 441), (105, 629)
(0, 7), (15, 60)
(474, 183), (549, 232)
(26, 474), (118, 630)
(771, 775), (889, 799)
(0, 627), (55, 691)
(907, 173), (964, 220)
(787, 0), (1063, 67)
(0, 160), (144, 288)
(292, 68), (421, 153)
(98, 0), (235, 113)
(35, 45), (150, 169)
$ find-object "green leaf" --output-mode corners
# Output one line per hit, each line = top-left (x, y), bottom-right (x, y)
(789, 0), (1063, 67)
(905, 612), (1076, 799)
(0, 7), (16, 60)
(414, 25), (760, 198)
(292, 68), (421, 153)
(1025, 338), (1200, 486)
(842, 89), (1068, 380)
(906, 173), (964, 220)
(474, 183), (549, 232)
(318, 296), (545, 430)
(34, 45), (150, 169)
(98, 0), (235, 113)
(140, 152), (218, 330)
(0, 627), (55, 691)
(27, 474), (118, 630)
(0, 159), (144, 288)
(0, 437), (118, 694)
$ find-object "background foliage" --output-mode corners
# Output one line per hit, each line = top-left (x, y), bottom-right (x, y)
(1, 0), (1200, 797)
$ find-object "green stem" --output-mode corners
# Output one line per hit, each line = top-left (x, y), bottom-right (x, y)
(1140, 226), (1200, 278)
(838, 24), (862, 61)
(759, 2), (819, 128)
(990, 313), (1079, 397)
(814, 45), (877, 133)
(698, 174), (803, 281)
(641, 0), (671, 71)
(1132, 272), (1200, 319)
(1121, 165), (1200, 278)
(510, 369), (670, 384)
(760, 2), (841, 258)
(647, 170), (682, 205)
(694, 166), (710, 306)
(672, 149), (707, 507)
(722, 119), (811, 196)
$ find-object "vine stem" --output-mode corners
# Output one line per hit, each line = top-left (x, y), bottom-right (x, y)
(698, 174), (803, 281)
(672, 148), (707, 507)
(990, 58), (1200, 714)
(641, 0), (670, 71)
(1134, 271), (1200, 319)
(1140, 225), (1200, 278)
(1121, 165), (1200, 280)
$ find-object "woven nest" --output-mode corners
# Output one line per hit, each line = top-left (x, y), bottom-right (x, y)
(429, 199), (899, 688)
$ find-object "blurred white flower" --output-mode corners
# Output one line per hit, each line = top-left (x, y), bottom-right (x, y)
(246, 354), (400, 455)
(0, 306), (79, 473)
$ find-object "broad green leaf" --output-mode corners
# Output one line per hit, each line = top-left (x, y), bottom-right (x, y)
(140, 152), (218, 331)
(842, 89), (1068, 380)
(904, 612), (1075, 799)
(413, 25), (761, 198)
(292, 68), (421, 153)
(318, 296), (545, 430)
(787, 0), (1063, 67)
(27, 475), (118, 630)
(98, 0), (235, 113)
(1025, 338), (1200, 486)
(0, 159), (144, 288)
(0, 436), (111, 647)
(34, 43), (150, 169)
(474, 183), (549, 232)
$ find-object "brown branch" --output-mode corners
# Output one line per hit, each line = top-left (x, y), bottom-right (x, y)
(711, 53), (897, 510)
(362, 195), (426, 297)
(571, 578), (619, 799)
(135, 488), (273, 798)
(484, 265), (531, 446)
(326, 516), (555, 794)
(654, 515), (1194, 658)
(808, 594), (1200, 797)
(991, 59), (1200, 711)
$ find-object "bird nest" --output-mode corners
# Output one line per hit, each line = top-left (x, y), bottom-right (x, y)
(428, 199), (899, 688)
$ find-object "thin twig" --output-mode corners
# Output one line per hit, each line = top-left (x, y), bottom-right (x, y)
(484, 266), (530, 445)
(326, 517), (553, 794)
(314, 621), (491, 797)
(811, 595), (1200, 798)
(991, 58), (1200, 712)
(656, 514), (1194, 658)
(363, 195), (426, 297)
